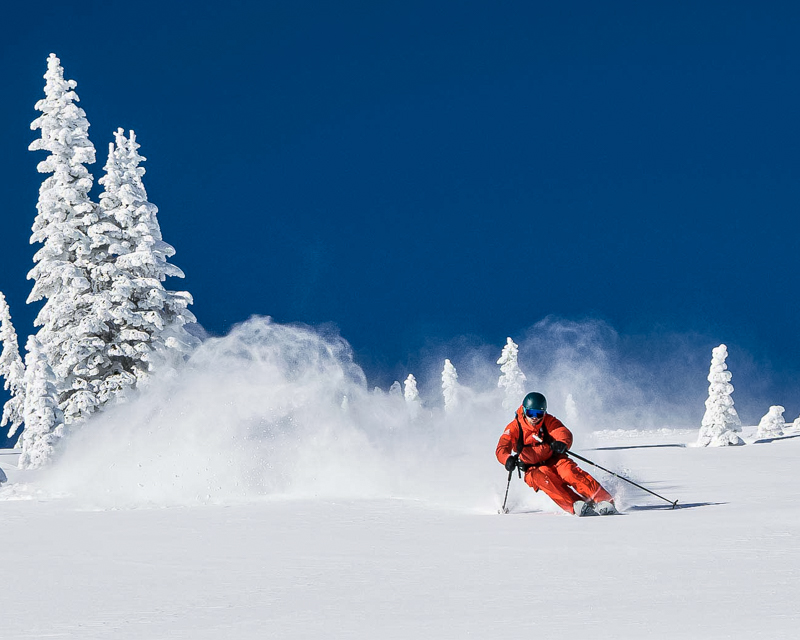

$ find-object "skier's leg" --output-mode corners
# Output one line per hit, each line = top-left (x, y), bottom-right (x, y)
(525, 465), (584, 513)
(555, 457), (614, 504)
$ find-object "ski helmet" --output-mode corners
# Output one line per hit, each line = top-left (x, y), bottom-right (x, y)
(522, 392), (547, 413)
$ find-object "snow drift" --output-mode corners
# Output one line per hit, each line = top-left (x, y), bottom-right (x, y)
(8, 316), (740, 509)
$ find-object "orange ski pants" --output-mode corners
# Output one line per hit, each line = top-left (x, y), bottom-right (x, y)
(524, 457), (613, 514)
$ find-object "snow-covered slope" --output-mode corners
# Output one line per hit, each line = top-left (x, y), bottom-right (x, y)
(2, 426), (799, 639)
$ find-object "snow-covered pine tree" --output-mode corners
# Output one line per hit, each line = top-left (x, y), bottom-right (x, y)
(18, 336), (65, 469)
(389, 380), (403, 397)
(89, 128), (198, 402)
(497, 337), (526, 410)
(404, 374), (419, 403)
(28, 53), (103, 426)
(697, 344), (743, 447)
(0, 292), (26, 438)
(756, 406), (785, 439)
(403, 373), (421, 418)
(565, 393), (579, 426)
(442, 359), (459, 413)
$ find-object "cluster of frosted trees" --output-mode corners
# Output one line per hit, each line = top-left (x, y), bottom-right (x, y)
(395, 338), (800, 444)
(394, 337), (530, 415)
(0, 54), (197, 468)
(696, 343), (800, 447)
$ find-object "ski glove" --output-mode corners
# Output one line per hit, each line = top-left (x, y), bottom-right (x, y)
(504, 455), (519, 472)
(550, 441), (568, 455)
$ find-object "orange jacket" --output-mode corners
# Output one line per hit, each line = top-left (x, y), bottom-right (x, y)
(496, 406), (573, 468)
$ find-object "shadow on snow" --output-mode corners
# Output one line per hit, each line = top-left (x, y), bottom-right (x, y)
(627, 501), (725, 511)
(589, 444), (687, 451)
(749, 433), (800, 445)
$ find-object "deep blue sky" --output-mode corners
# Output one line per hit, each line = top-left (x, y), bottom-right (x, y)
(2, 1), (800, 433)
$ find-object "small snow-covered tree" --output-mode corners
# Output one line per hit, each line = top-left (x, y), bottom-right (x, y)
(565, 393), (579, 425)
(28, 53), (103, 425)
(404, 374), (421, 418)
(442, 359), (459, 412)
(0, 292), (26, 438)
(756, 406), (785, 439)
(18, 336), (65, 469)
(497, 337), (526, 410)
(388, 380), (403, 397)
(90, 127), (198, 402)
(697, 344), (743, 447)
(404, 374), (420, 403)
(792, 415), (800, 431)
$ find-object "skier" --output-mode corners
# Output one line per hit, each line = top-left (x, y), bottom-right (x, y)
(496, 392), (618, 516)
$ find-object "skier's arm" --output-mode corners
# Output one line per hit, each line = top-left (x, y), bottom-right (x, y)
(495, 427), (515, 465)
(548, 422), (574, 451)
(525, 417), (573, 462)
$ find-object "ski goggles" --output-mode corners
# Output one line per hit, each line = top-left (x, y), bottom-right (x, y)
(524, 409), (545, 419)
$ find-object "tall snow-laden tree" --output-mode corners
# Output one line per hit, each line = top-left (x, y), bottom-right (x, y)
(442, 359), (459, 413)
(697, 344), (743, 447)
(0, 292), (26, 438)
(756, 406), (785, 439)
(89, 127), (197, 401)
(404, 373), (421, 418)
(497, 337), (526, 410)
(28, 53), (103, 425)
(18, 336), (65, 469)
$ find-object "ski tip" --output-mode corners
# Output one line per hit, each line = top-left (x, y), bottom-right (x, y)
(671, 500), (679, 510)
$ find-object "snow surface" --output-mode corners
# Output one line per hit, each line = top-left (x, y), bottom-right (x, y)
(2, 318), (798, 638)
(2, 425), (800, 639)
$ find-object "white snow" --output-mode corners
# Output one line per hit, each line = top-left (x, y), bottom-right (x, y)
(697, 343), (743, 446)
(4, 51), (799, 640)
(565, 391), (579, 425)
(497, 337), (526, 410)
(441, 358), (459, 412)
(2, 424), (799, 638)
(0, 291), (25, 436)
(21, 55), (198, 467)
(756, 405), (785, 439)
(1, 318), (799, 638)
(17, 335), (65, 469)
(92, 127), (198, 389)
(27, 52), (101, 429)
(403, 373), (421, 419)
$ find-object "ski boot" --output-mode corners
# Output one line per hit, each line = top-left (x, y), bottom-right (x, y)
(595, 500), (618, 515)
(573, 500), (598, 517)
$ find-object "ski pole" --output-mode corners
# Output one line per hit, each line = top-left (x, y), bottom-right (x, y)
(499, 466), (513, 514)
(527, 430), (679, 508)
(565, 450), (679, 509)
(499, 457), (522, 514)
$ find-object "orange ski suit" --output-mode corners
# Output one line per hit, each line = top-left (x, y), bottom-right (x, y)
(496, 407), (613, 514)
